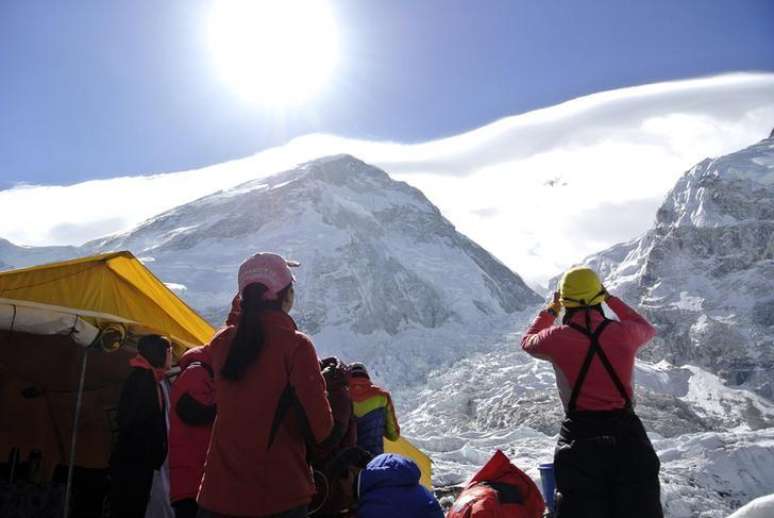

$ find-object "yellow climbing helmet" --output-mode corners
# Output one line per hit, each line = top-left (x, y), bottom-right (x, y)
(559, 266), (607, 308)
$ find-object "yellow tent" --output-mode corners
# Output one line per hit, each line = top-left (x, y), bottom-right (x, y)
(0, 250), (215, 356)
(385, 436), (433, 489)
(0, 251), (215, 516)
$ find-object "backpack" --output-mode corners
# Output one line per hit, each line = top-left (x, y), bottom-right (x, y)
(447, 451), (544, 518)
(309, 358), (367, 516)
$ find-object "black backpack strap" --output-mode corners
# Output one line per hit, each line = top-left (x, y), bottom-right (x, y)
(566, 319), (630, 413)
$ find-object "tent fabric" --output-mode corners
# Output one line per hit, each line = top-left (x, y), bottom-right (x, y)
(0, 252), (215, 480)
(0, 302), (100, 346)
(384, 437), (432, 489)
(0, 251), (215, 355)
(0, 330), (130, 478)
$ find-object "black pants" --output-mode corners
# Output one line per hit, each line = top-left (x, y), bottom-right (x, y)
(173, 498), (199, 518)
(554, 410), (663, 518)
(109, 464), (154, 518)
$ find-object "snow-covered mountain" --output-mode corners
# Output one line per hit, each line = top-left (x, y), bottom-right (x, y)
(579, 134), (774, 397)
(0, 155), (541, 383)
(396, 134), (774, 517)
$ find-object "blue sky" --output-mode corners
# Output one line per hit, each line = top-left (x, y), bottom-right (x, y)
(1, 0), (773, 187)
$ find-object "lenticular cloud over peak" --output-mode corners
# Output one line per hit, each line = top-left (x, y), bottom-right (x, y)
(2, 72), (773, 285)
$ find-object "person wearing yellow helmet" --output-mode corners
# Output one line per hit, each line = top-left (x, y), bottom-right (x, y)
(521, 266), (662, 518)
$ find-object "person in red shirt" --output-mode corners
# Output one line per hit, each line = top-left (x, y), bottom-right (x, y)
(521, 266), (662, 518)
(197, 252), (334, 518)
(168, 345), (216, 518)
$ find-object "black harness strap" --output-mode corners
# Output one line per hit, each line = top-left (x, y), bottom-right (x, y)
(566, 318), (632, 413)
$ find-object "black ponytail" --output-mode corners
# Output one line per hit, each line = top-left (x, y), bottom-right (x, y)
(220, 283), (291, 381)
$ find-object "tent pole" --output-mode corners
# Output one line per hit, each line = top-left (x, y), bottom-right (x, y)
(63, 346), (89, 518)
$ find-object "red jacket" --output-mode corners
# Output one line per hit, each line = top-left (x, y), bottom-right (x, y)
(169, 345), (216, 503)
(521, 296), (656, 412)
(198, 310), (333, 516)
(447, 450), (544, 518)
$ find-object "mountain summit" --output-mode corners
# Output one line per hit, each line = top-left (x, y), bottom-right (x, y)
(0, 155), (543, 382)
(89, 155), (540, 328)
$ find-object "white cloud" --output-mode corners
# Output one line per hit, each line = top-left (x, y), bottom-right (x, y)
(2, 72), (773, 287)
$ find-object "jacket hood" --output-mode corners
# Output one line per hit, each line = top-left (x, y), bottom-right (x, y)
(349, 377), (389, 403)
(179, 345), (212, 370)
(464, 450), (546, 517)
(468, 450), (522, 487)
(359, 454), (420, 494)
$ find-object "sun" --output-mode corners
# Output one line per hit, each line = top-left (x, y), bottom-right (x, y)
(207, 0), (339, 107)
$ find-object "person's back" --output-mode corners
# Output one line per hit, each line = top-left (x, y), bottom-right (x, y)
(197, 252), (333, 517)
(169, 345), (216, 518)
(348, 364), (399, 456)
(520, 266), (662, 518)
(356, 454), (443, 518)
(308, 357), (363, 516)
(110, 335), (172, 518)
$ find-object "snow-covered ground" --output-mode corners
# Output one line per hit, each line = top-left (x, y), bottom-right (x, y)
(395, 314), (774, 518)
(728, 494), (774, 518)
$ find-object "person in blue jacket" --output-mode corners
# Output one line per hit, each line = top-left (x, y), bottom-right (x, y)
(356, 453), (443, 518)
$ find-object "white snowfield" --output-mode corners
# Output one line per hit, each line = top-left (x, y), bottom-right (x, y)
(583, 135), (774, 399)
(398, 320), (774, 518)
(727, 494), (774, 518)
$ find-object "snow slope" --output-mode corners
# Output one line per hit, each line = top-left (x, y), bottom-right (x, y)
(399, 322), (774, 518)
(580, 135), (774, 397)
(397, 136), (774, 517)
(727, 494), (774, 518)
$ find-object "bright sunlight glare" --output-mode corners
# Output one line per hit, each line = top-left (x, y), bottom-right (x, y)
(207, 0), (339, 107)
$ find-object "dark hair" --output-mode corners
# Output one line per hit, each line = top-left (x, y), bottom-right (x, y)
(138, 335), (170, 368)
(220, 282), (292, 381)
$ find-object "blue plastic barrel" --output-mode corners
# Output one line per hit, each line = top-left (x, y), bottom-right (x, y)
(538, 463), (556, 513)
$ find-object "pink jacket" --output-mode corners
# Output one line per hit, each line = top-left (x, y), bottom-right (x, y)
(521, 296), (655, 412)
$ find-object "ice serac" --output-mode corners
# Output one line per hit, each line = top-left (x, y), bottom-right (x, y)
(582, 134), (774, 397)
(82, 155), (540, 380)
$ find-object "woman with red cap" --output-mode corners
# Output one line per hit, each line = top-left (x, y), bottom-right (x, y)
(197, 252), (333, 518)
